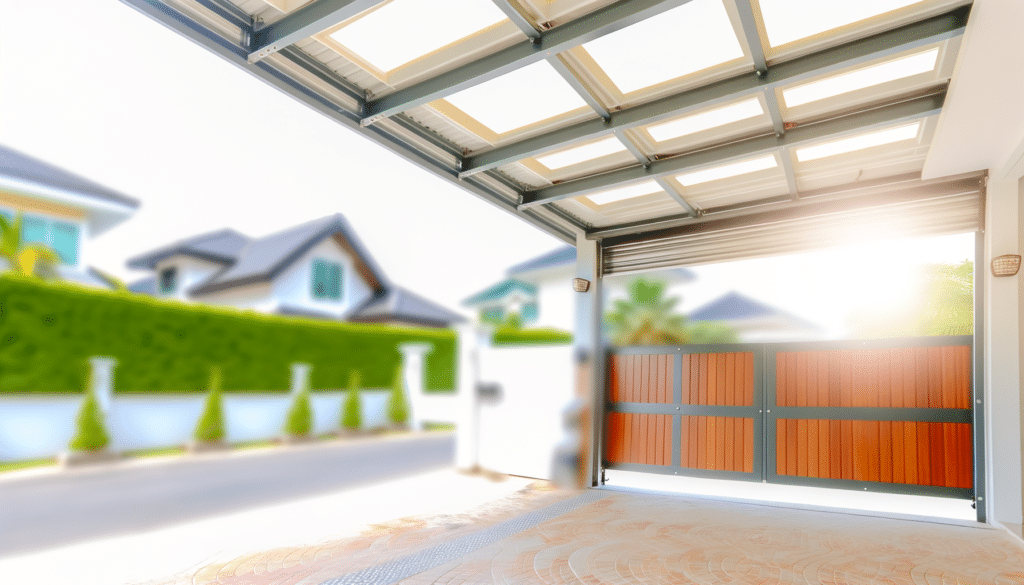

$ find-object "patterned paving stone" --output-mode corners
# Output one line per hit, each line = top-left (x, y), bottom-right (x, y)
(174, 486), (1024, 585)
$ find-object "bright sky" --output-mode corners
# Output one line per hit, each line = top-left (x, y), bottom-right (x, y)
(0, 1), (974, 332)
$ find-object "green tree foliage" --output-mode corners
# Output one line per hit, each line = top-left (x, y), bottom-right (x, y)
(848, 260), (973, 338)
(0, 276), (455, 393)
(492, 327), (573, 346)
(193, 367), (225, 443)
(387, 366), (409, 426)
(606, 278), (690, 345)
(686, 321), (740, 344)
(283, 389), (313, 437)
(68, 379), (109, 452)
(342, 371), (362, 431)
(0, 212), (60, 279)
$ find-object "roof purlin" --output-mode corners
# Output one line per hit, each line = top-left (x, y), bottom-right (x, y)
(521, 91), (946, 207)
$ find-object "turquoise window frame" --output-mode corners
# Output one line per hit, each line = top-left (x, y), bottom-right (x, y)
(312, 259), (343, 301)
(0, 209), (81, 266)
(521, 301), (539, 324)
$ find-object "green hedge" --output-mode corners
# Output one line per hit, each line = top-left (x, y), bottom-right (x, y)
(492, 327), (573, 346)
(0, 276), (455, 393)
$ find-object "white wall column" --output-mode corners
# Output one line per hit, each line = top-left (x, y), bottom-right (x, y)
(398, 342), (432, 431)
(289, 362), (311, 395)
(88, 356), (116, 416)
(569, 234), (603, 487)
(983, 170), (1023, 531)
(455, 324), (488, 471)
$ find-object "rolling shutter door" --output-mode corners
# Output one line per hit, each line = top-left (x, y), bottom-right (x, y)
(602, 179), (983, 276)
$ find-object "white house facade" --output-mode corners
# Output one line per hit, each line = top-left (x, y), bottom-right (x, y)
(0, 145), (139, 286)
(128, 214), (463, 328)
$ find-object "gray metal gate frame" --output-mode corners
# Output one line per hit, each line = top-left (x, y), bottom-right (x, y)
(605, 343), (766, 483)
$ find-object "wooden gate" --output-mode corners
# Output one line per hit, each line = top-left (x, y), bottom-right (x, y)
(604, 337), (976, 500)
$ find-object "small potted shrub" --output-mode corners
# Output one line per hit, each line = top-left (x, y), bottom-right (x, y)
(340, 370), (362, 436)
(190, 367), (227, 452)
(282, 389), (314, 444)
(386, 366), (409, 431)
(63, 380), (116, 466)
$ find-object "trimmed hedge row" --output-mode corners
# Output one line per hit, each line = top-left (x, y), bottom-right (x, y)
(492, 327), (573, 346)
(0, 276), (456, 393)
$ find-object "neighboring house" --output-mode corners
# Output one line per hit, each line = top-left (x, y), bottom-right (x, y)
(0, 145), (139, 287)
(463, 245), (696, 331)
(688, 291), (823, 342)
(126, 213), (463, 329)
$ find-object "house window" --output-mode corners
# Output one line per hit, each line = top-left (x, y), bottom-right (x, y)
(0, 209), (80, 266)
(481, 307), (503, 324)
(51, 221), (80, 265)
(521, 301), (538, 324)
(159, 267), (177, 294)
(312, 259), (342, 301)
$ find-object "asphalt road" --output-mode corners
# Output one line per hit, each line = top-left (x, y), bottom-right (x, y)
(0, 433), (455, 558)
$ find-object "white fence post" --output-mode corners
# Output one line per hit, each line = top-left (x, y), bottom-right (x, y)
(398, 342), (432, 430)
(88, 356), (116, 416)
(290, 362), (311, 395)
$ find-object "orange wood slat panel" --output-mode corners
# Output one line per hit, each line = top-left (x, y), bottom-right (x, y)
(775, 419), (973, 488)
(680, 416), (753, 472)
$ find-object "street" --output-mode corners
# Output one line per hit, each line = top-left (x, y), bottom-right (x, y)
(0, 433), (454, 557)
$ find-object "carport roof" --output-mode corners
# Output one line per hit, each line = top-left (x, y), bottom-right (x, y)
(120, 0), (980, 254)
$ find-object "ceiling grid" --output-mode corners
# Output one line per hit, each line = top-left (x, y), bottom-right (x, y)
(122, 0), (982, 261)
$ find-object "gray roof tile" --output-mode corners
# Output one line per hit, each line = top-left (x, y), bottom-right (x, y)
(0, 144), (139, 209)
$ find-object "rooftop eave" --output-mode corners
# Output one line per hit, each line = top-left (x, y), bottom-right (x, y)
(0, 175), (139, 236)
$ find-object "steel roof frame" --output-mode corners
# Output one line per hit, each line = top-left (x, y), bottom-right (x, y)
(121, 0), (971, 248)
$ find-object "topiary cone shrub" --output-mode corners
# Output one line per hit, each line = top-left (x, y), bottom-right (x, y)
(283, 389), (313, 440)
(386, 366), (409, 430)
(192, 367), (226, 449)
(69, 388), (109, 452)
(341, 370), (362, 434)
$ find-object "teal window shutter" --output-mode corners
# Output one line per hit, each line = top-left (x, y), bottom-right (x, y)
(159, 267), (177, 293)
(21, 215), (47, 245)
(329, 263), (342, 300)
(52, 221), (80, 265)
(312, 259), (327, 298)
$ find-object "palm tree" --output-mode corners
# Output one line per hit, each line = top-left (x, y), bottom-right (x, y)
(605, 278), (689, 345)
(0, 212), (61, 278)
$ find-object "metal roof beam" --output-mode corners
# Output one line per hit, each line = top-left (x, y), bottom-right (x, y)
(519, 92), (945, 209)
(613, 130), (699, 216)
(489, 0), (541, 39)
(459, 6), (968, 177)
(362, 0), (697, 124)
(119, 0), (578, 244)
(248, 0), (386, 63)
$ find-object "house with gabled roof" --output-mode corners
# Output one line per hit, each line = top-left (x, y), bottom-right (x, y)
(0, 144), (139, 287)
(127, 213), (463, 329)
(687, 291), (822, 342)
(464, 245), (696, 330)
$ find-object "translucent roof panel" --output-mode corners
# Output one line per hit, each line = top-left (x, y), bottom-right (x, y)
(580, 0), (744, 94)
(796, 123), (922, 162)
(647, 98), (764, 143)
(783, 49), (939, 108)
(586, 181), (663, 206)
(327, 0), (509, 73)
(536, 136), (628, 170)
(442, 60), (589, 134)
(675, 155), (778, 187)
(758, 0), (922, 48)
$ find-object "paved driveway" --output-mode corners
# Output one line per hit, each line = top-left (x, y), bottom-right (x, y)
(179, 486), (1024, 585)
(0, 432), (454, 557)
